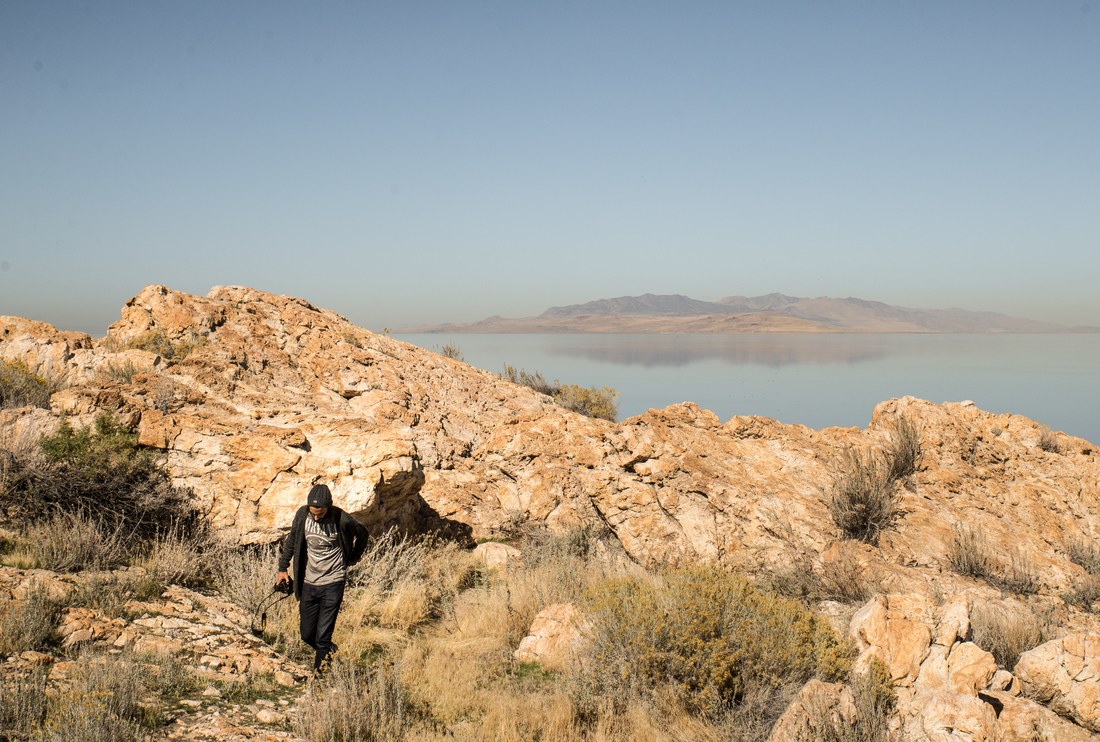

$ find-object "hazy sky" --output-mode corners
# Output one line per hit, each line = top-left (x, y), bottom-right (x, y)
(3, 1), (1098, 334)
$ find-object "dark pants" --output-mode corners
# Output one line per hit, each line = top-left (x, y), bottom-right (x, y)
(299, 580), (345, 672)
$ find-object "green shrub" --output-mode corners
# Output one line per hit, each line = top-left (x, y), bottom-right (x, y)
(577, 566), (852, 722)
(4, 413), (198, 542)
(828, 448), (899, 544)
(0, 359), (53, 409)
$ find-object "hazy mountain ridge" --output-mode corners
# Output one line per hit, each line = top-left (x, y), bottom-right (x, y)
(408, 292), (1092, 333)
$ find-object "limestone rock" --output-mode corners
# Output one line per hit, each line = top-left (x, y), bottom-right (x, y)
(767, 680), (854, 741)
(473, 541), (523, 572)
(514, 603), (586, 667)
(1015, 633), (1100, 732)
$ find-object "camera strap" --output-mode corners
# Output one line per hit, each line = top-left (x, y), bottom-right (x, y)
(251, 588), (294, 638)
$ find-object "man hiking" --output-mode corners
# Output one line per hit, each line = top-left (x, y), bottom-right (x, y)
(276, 483), (370, 674)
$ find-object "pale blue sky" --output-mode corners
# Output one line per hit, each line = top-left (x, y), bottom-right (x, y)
(2, 1), (1098, 334)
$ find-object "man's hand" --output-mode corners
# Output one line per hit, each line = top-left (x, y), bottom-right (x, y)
(276, 571), (290, 586)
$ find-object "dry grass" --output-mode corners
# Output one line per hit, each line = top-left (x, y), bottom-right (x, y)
(12, 510), (129, 572)
(886, 415), (922, 482)
(0, 582), (62, 657)
(947, 523), (992, 580)
(19, 648), (199, 740)
(137, 521), (229, 590)
(828, 448), (899, 544)
(296, 659), (409, 742)
(819, 542), (878, 604)
(991, 548), (1040, 596)
(970, 601), (1047, 670)
(1038, 425), (1063, 454)
(0, 359), (54, 409)
(1066, 537), (1100, 576)
(947, 525), (1040, 595)
(0, 666), (48, 737)
(1065, 574), (1100, 613)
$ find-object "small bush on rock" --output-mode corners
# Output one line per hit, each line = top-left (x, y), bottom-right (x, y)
(828, 448), (899, 544)
(1038, 425), (1062, 454)
(947, 523), (992, 580)
(886, 415), (922, 481)
(971, 602), (1046, 670)
(500, 364), (619, 421)
(1067, 537), (1100, 576)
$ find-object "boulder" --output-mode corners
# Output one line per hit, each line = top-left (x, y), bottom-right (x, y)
(1015, 633), (1100, 732)
(513, 603), (586, 667)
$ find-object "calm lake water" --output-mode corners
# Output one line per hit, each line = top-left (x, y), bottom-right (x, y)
(397, 333), (1100, 445)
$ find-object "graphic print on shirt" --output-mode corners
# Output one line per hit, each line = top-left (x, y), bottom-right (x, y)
(304, 515), (346, 586)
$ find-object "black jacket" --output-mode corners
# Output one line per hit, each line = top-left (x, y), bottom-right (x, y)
(277, 505), (370, 600)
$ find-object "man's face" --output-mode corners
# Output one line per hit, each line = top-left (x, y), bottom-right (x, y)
(309, 506), (329, 521)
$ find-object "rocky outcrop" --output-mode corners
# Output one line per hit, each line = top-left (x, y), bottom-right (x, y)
(843, 593), (1097, 741)
(1015, 633), (1100, 732)
(3, 285), (1097, 584)
(5, 285), (1100, 737)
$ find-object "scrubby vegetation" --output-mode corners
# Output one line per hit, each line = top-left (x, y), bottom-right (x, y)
(500, 363), (619, 421)
(0, 359), (54, 409)
(578, 567), (853, 725)
(828, 447), (899, 544)
(1038, 425), (1063, 454)
(947, 524), (1041, 595)
(1064, 535), (1100, 612)
(970, 601), (1048, 670)
(3, 413), (198, 542)
(126, 329), (205, 362)
(437, 341), (464, 361)
(827, 415), (921, 544)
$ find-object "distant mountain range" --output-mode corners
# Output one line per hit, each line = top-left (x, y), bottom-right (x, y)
(404, 293), (1098, 333)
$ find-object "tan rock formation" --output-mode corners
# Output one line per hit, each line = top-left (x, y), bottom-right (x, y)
(1015, 633), (1100, 732)
(2, 284), (1099, 580)
(843, 592), (1098, 740)
(6, 285), (1100, 737)
(513, 603), (587, 667)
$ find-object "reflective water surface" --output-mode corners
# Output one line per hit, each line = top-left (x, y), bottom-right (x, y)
(397, 333), (1100, 444)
